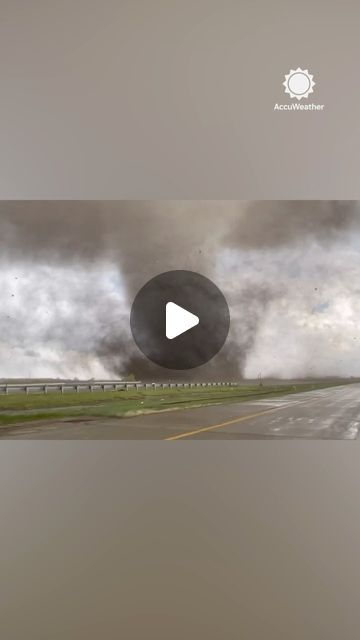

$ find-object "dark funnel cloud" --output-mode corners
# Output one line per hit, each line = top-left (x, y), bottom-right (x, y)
(0, 201), (358, 380)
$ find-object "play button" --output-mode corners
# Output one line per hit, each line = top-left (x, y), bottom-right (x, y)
(166, 302), (199, 339)
(130, 270), (230, 370)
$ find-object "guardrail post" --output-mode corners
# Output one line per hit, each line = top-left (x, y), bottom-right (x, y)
(0, 380), (243, 395)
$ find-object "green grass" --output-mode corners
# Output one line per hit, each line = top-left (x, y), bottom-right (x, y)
(0, 381), (352, 429)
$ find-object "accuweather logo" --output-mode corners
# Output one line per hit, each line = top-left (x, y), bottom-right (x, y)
(274, 67), (324, 111)
(283, 68), (315, 100)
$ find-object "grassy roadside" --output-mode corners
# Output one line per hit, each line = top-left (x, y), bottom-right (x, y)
(0, 381), (352, 429)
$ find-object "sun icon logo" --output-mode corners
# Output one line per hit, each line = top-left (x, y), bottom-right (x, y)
(283, 68), (315, 100)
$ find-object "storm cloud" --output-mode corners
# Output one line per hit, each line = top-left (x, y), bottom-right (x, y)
(0, 201), (358, 380)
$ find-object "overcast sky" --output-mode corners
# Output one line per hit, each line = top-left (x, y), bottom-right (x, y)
(0, 201), (359, 380)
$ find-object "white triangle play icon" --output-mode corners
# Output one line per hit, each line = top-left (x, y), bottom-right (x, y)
(166, 302), (199, 340)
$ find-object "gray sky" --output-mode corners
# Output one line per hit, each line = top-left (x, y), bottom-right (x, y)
(0, 201), (359, 379)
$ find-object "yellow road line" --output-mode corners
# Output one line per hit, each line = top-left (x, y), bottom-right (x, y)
(165, 393), (328, 441)
(164, 396), (332, 440)
(165, 405), (290, 441)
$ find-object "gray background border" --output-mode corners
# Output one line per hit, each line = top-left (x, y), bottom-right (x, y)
(1, 2), (359, 638)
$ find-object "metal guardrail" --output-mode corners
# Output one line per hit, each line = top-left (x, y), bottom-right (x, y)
(0, 380), (238, 396)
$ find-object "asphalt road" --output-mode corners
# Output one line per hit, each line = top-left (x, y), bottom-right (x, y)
(2, 384), (360, 440)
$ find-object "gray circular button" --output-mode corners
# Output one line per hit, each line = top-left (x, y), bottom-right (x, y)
(130, 270), (230, 370)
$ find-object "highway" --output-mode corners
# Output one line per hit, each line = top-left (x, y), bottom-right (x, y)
(2, 383), (360, 440)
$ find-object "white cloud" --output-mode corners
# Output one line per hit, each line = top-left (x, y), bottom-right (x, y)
(0, 262), (128, 379)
